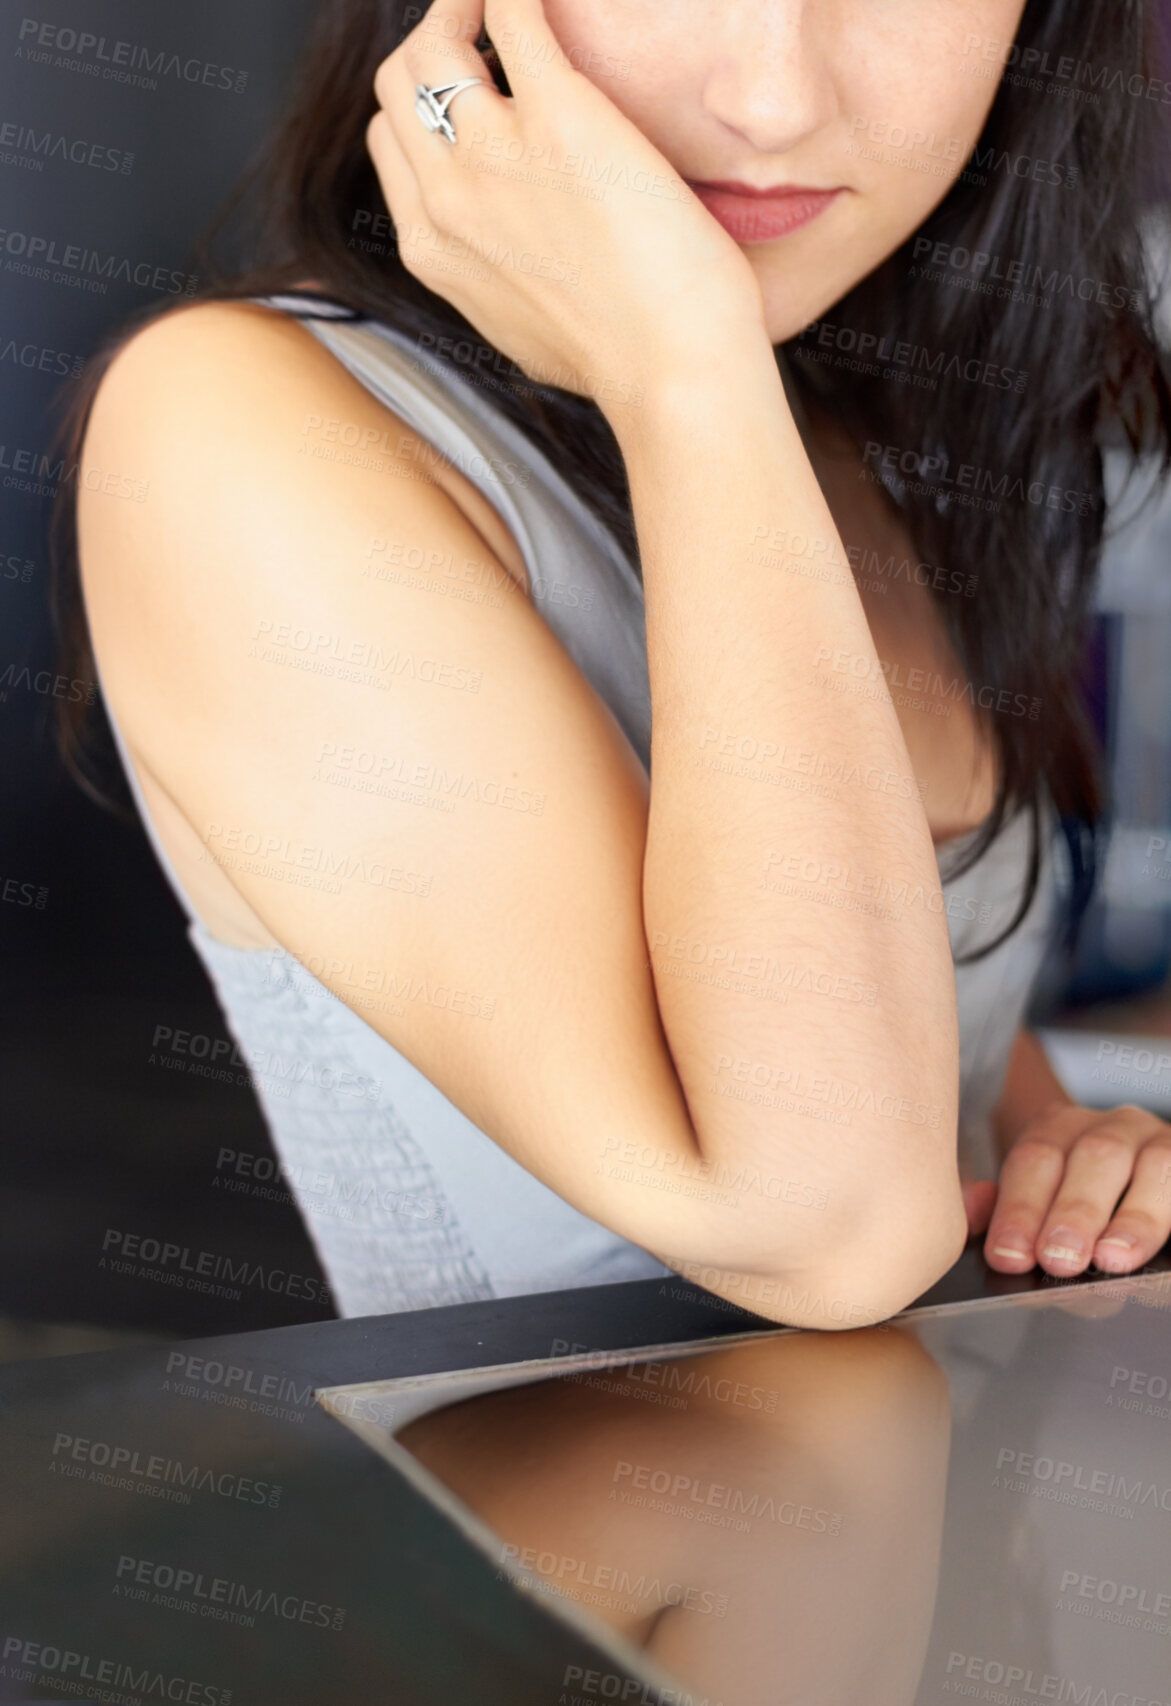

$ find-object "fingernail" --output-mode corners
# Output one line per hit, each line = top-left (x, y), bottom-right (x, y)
(1044, 1228), (1085, 1269)
(1044, 1241), (1092, 1269)
(1094, 1234), (1138, 1271)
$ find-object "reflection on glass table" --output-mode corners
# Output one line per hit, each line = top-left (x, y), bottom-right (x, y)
(321, 1274), (1171, 1706)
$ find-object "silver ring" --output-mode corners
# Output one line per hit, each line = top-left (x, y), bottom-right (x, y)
(414, 77), (486, 145)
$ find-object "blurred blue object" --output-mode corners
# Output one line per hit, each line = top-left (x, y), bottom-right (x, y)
(1050, 209), (1171, 1011)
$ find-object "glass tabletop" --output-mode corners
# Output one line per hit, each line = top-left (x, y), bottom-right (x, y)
(319, 1273), (1171, 1706)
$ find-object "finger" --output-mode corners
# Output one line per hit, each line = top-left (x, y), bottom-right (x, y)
(1091, 1136), (1171, 1272)
(982, 1136), (1075, 1272)
(407, 0), (486, 71)
(484, 0), (571, 89)
(982, 1104), (1095, 1271)
(1030, 1126), (1141, 1276)
(384, 0), (509, 161)
(365, 109), (436, 273)
(962, 1178), (997, 1238)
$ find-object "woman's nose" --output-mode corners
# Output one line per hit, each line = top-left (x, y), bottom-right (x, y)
(699, 1), (841, 159)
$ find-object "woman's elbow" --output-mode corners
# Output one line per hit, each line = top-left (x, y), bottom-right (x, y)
(662, 1176), (968, 1331)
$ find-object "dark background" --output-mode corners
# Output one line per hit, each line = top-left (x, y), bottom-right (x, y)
(0, 0), (326, 1344)
(3, 1), (1171, 1354)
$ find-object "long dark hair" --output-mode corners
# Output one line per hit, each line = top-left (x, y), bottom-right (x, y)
(49, 0), (1171, 959)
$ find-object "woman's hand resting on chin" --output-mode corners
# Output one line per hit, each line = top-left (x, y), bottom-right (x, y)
(365, 0), (769, 417)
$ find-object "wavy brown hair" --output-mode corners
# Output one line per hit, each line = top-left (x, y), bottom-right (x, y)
(49, 0), (1171, 959)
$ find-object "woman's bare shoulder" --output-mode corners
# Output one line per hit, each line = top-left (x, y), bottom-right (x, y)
(81, 294), (530, 596)
(86, 296), (376, 469)
(79, 299), (378, 616)
(96, 294), (298, 378)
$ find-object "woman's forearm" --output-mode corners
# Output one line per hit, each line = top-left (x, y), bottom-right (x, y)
(991, 1028), (1074, 1160)
(612, 336), (966, 1274)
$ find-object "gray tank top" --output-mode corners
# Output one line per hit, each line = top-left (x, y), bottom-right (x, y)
(103, 291), (1064, 1319)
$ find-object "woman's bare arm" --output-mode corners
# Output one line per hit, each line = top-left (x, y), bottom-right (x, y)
(78, 299), (964, 1329)
(613, 335), (966, 1311)
(991, 1028), (1073, 1160)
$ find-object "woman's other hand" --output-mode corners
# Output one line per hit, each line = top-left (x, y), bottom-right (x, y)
(365, 0), (767, 410)
(980, 1102), (1171, 1277)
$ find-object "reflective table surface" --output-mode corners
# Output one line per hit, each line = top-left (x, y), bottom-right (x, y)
(2, 1255), (1170, 1705)
(325, 1275), (1171, 1706)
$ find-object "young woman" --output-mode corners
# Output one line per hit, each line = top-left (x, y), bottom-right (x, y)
(55, 0), (1171, 1328)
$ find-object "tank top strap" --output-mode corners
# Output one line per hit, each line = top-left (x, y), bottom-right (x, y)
(252, 287), (367, 322)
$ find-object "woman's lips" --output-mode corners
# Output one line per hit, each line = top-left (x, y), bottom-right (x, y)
(687, 180), (843, 244)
